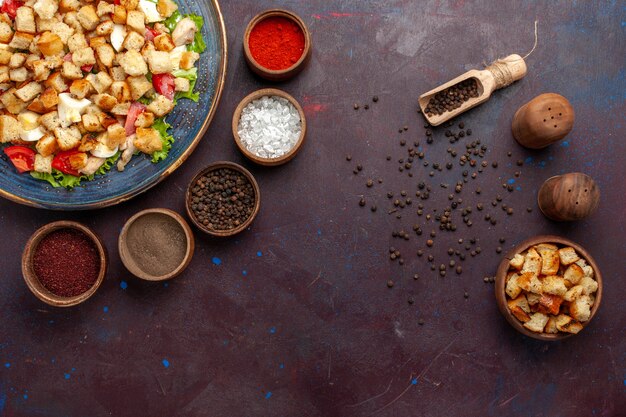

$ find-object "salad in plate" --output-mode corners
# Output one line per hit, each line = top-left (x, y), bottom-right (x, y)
(0, 0), (206, 188)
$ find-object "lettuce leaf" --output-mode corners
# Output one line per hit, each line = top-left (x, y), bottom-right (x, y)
(163, 11), (182, 32)
(52, 170), (84, 189)
(30, 171), (60, 188)
(151, 118), (174, 163)
(95, 152), (121, 176)
(187, 15), (206, 54)
(172, 68), (199, 103)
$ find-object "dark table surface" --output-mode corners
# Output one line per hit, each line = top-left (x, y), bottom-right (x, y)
(1, 1), (625, 416)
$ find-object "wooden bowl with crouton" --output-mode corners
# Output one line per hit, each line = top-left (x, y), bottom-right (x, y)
(495, 235), (602, 341)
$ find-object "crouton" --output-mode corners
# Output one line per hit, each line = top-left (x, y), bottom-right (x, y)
(147, 94), (173, 117)
(555, 314), (583, 334)
(0, 115), (22, 142)
(96, 20), (114, 36)
(140, 41), (155, 60)
(9, 53), (27, 69)
(563, 264), (584, 286)
(154, 34), (175, 52)
(126, 10), (146, 34)
(523, 312), (549, 333)
(68, 151), (88, 170)
(508, 294), (531, 322)
(67, 32), (88, 53)
(35, 134), (57, 156)
(0, 65), (8, 84)
(517, 272), (543, 294)
(33, 58), (54, 81)
(58, 0), (80, 13)
(109, 81), (131, 102)
(575, 259), (594, 278)
(106, 123), (126, 148)
(564, 285), (584, 302)
(112, 5), (127, 25)
(121, 0), (139, 11)
(118, 50), (148, 76)
(86, 71), (113, 94)
(509, 253), (524, 270)
(44, 55), (63, 69)
(72, 47), (96, 67)
(526, 292), (541, 306)
(131, 111), (152, 128)
(505, 273), (521, 299)
(27, 99), (47, 113)
(92, 93), (117, 111)
(15, 81), (43, 102)
(9, 67), (30, 83)
(89, 36), (108, 49)
(0, 22), (12, 44)
(9, 32), (34, 50)
(544, 316), (558, 334)
(541, 275), (568, 297)
(109, 66), (126, 81)
(45, 72), (69, 93)
(134, 127), (162, 154)
(96, 44), (115, 68)
(1, 88), (29, 113)
(77, 5), (99, 31)
(78, 133), (98, 152)
(535, 245), (560, 276)
(61, 61), (83, 80)
(96, 1), (115, 17)
(127, 75), (152, 100)
(34, 153), (53, 173)
(569, 295), (592, 322)
(50, 21), (74, 44)
(180, 51), (199, 70)
(122, 30), (145, 51)
(54, 125), (82, 150)
(39, 111), (60, 131)
(538, 293), (563, 315)
(558, 247), (580, 266)
(111, 102), (130, 116)
(521, 248), (542, 276)
(157, 0), (178, 18)
(0, 49), (11, 65)
(15, 7), (37, 34)
(69, 79), (92, 99)
(81, 113), (103, 132)
(579, 276), (598, 295)
(174, 77), (189, 92)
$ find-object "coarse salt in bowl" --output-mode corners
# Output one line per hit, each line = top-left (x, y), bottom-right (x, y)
(232, 88), (307, 166)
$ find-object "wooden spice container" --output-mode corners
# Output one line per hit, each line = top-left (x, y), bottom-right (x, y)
(22, 221), (107, 307)
(537, 173), (600, 221)
(512, 93), (575, 149)
(243, 9), (312, 81)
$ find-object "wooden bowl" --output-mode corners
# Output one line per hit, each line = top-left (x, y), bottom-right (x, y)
(538, 173), (600, 221)
(118, 209), (195, 281)
(512, 93), (575, 149)
(243, 9), (312, 81)
(21, 221), (107, 307)
(232, 88), (307, 166)
(185, 161), (261, 237)
(495, 235), (602, 341)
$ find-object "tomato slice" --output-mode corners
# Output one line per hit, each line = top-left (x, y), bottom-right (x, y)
(1, 0), (24, 20)
(52, 150), (82, 176)
(81, 64), (94, 73)
(4, 146), (35, 173)
(125, 102), (146, 136)
(145, 27), (159, 41)
(152, 73), (176, 101)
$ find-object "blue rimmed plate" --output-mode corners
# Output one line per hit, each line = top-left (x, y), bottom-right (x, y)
(0, 0), (227, 210)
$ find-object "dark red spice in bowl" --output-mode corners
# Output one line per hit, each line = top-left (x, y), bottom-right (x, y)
(248, 16), (305, 70)
(33, 229), (100, 297)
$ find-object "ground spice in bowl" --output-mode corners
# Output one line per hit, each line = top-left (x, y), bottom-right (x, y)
(186, 163), (260, 236)
(32, 229), (100, 297)
(248, 16), (305, 71)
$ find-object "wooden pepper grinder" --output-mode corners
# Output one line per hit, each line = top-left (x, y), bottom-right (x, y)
(512, 93), (575, 149)
(537, 173), (600, 221)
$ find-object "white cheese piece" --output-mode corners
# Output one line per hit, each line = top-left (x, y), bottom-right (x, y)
(110, 24), (127, 52)
(169, 45), (187, 71)
(138, 0), (164, 23)
(91, 142), (118, 158)
(58, 93), (91, 128)
(18, 111), (41, 131)
(0, 0), (5, 7)
(20, 127), (46, 142)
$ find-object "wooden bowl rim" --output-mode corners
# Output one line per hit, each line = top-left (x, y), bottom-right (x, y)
(21, 221), (107, 307)
(118, 208), (195, 281)
(494, 234), (603, 341)
(243, 9), (312, 78)
(185, 161), (261, 237)
(232, 88), (307, 166)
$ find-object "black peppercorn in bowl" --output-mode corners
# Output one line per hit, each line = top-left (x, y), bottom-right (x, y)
(185, 161), (261, 237)
(21, 221), (108, 307)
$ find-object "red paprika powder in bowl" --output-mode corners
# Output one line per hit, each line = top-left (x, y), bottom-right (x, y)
(22, 221), (107, 307)
(243, 9), (312, 81)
